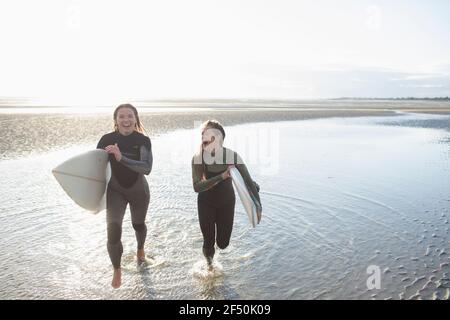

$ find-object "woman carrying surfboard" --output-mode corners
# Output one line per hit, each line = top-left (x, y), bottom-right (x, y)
(191, 120), (262, 270)
(97, 104), (153, 289)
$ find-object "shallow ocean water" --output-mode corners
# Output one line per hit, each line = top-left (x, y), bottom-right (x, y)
(0, 111), (449, 299)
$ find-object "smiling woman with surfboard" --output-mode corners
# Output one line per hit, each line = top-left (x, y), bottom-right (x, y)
(97, 104), (153, 289)
(191, 120), (262, 271)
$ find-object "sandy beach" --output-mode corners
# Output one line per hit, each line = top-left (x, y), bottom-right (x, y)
(0, 101), (449, 300)
(1, 0), (450, 302)
(1, 99), (449, 160)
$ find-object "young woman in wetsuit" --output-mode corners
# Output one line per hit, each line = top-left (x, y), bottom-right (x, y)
(97, 104), (153, 289)
(191, 120), (261, 270)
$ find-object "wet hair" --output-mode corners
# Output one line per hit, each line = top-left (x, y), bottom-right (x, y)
(113, 103), (146, 134)
(201, 120), (225, 140)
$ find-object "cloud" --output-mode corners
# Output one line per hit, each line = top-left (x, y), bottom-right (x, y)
(238, 63), (450, 98)
(400, 84), (445, 88)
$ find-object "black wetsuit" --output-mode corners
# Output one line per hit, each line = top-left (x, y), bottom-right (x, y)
(198, 163), (236, 259)
(97, 131), (153, 269)
(192, 148), (261, 260)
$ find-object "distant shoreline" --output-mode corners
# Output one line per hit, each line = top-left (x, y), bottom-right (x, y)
(1, 106), (449, 161)
(331, 97), (450, 101)
(0, 105), (449, 115)
(0, 98), (449, 117)
(1, 97), (450, 108)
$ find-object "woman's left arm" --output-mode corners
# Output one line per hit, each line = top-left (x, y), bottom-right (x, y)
(120, 145), (153, 175)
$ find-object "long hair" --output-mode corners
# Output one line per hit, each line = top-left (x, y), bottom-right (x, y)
(113, 103), (146, 134)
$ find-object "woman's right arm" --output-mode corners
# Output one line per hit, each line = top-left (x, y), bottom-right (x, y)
(191, 158), (225, 193)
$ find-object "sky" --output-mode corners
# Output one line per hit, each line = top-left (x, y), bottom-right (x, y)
(0, 0), (449, 103)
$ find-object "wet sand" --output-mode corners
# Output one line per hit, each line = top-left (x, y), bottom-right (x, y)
(3, 101), (450, 160)
(0, 100), (449, 299)
(0, 112), (448, 299)
(0, 108), (398, 160)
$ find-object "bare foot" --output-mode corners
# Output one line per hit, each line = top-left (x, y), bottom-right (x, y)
(111, 268), (121, 289)
(137, 248), (145, 263)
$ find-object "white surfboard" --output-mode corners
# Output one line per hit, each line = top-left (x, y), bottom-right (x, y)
(230, 167), (259, 228)
(52, 149), (111, 213)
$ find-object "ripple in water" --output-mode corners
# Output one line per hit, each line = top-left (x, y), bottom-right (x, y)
(0, 112), (449, 299)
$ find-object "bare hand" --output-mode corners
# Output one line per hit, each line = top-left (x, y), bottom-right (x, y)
(105, 143), (122, 162)
(222, 165), (235, 180)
